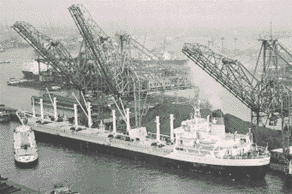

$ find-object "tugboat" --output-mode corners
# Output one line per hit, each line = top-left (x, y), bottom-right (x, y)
(7, 78), (19, 85)
(14, 111), (38, 168)
(0, 104), (10, 123)
(0, 60), (10, 64)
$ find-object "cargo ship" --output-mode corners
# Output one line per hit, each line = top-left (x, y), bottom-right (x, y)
(20, 98), (270, 180)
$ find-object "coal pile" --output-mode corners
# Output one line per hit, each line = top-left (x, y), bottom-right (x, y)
(142, 101), (211, 136)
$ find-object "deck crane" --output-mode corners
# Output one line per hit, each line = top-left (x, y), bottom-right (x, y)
(11, 21), (98, 93)
(182, 39), (292, 157)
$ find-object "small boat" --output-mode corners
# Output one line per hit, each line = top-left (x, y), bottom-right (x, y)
(0, 104), (10, 123)
(50, 85), (62, 91)
(0, 60), (10, 64)
(47, 182), (80, 194)
(7, 78), (19, 85)
(14, 111), (38, 168)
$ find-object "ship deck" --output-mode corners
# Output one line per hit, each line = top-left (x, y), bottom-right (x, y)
(26, 117), (174, 158)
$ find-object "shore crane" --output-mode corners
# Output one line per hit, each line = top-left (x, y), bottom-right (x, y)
(183, 39), (292, 157)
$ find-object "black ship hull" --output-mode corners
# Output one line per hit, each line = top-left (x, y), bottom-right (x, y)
(33, 130), (269, 180)
(14, 158), (38, 169)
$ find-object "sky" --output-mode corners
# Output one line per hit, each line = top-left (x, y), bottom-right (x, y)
(0, 0), (291, 39)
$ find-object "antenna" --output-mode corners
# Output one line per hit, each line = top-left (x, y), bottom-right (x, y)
(221, 37), (225, 53)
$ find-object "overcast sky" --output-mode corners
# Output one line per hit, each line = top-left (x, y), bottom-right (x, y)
(0, 0), (290, 38)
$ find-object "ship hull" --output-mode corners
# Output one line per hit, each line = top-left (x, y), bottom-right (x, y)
(14, 157), (38, 169)
(33, 130), (269, 180)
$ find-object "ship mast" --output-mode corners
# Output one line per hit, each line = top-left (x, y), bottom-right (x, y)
(194, 99), (201, 119)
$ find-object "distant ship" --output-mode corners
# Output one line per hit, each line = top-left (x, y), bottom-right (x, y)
(0, 60), (10, 64)
(21, 57), (188, 80)
(21, 60), (49, 80)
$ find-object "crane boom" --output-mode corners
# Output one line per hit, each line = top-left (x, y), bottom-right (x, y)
(68, 4), (121, 97)
(182, 43), (260, 112)
(127, 34), (162, 61)
(12, 21), (87, 89)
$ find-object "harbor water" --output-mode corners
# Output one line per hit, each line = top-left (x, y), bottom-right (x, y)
(0, 48), (292, 193)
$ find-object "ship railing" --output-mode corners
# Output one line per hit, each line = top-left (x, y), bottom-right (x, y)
(147, 132), (171, 141)
(108, 138), (172, 154)
(213, 146), (269, 160)
(176, 146), (213, 156)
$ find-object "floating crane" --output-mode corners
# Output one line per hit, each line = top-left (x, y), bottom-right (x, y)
(182, 39), (292, 156)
